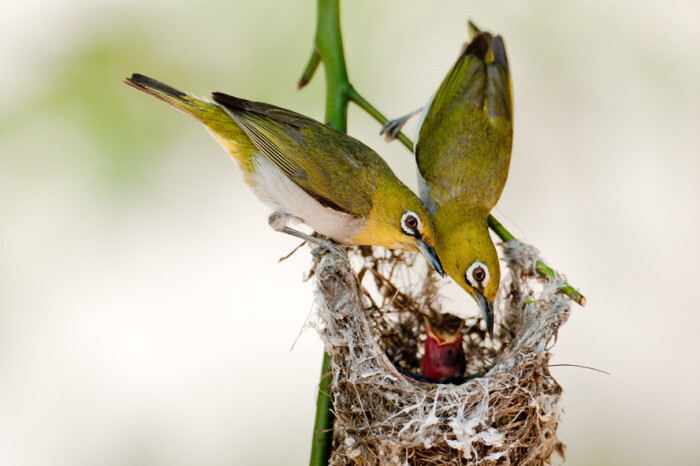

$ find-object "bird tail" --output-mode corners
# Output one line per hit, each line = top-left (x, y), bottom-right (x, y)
(125, 73), (255, 168)
(124, 73), (220, 123)
(461, 22), (512, 122)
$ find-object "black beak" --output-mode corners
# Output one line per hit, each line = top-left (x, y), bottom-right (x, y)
(416, 240), (445, 277)
(475, 291), (494, 337)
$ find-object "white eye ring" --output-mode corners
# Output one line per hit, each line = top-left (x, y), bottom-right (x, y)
(466, 261), (489, 288)
(401, 211), (422, 235)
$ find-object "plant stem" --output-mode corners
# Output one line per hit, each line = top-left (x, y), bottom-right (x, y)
(314, 0), (349, 131)
(346, 87), (415, 151)
(309, 351), (334, 466)
(298, 49), (321, 91)
(487, 216), (585, 306)
(304, 1), (348, 464)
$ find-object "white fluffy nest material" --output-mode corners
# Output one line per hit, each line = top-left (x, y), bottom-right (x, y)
(310, 240), (571, 465)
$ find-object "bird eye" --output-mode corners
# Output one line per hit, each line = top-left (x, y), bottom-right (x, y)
(465, 261), (489, 287)
(401, 211), (422, 235)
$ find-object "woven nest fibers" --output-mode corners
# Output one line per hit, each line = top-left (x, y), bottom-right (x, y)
(309, 240), (571, 465)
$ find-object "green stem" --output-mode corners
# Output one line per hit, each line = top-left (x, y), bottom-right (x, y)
(347, 87), (414, 151)
(305, 0), (349, 464)
(314, 0), (349, 131)
(486, 214), (515, 242)
(488, 216), (586, 306)
(309, 351), (334, 466)
(298, 49), (321, 90)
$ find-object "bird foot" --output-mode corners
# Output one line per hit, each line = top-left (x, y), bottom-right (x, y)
(380, 107), (423, 142)
(279, 226), (343, 256)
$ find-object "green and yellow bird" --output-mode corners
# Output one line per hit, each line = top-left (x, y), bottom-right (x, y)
(384, 23), (513, 335)
(125, 74), (444, 274)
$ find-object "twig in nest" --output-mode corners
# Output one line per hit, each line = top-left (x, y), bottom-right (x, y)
(278, 240), (307, 262)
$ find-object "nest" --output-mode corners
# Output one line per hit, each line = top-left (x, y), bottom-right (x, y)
(309, 240), (571, 465)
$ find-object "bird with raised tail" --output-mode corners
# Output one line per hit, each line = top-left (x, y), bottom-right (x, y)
(383, 22), (513, 335)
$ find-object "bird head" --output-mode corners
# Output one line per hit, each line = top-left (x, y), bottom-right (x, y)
(434, 213), (500, 336)
(421, 316), (466, 382)
(354, 181), (444, 277)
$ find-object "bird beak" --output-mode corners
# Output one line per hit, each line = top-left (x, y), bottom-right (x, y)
(423, 316), (464, 345)
(475, 291), (494, 337)
(416, 240), (445, 277)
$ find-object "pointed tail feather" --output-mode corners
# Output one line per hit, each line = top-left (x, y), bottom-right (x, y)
(124, 73), (220, 122)
(125, 73), (254, 167)
(458, 28), (512, 122)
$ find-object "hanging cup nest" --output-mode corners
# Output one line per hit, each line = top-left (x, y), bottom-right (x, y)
(310, 240), (571, 465)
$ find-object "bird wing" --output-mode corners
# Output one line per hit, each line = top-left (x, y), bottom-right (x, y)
(213, 92), (377, 217)
(416, 30), (513, 211)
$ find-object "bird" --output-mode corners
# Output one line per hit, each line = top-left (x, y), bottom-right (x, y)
(124, 74), (444, 274)
(382, 22), (513, 335)
(420, 316), (466, 383)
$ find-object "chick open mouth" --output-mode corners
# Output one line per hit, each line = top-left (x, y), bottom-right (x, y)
(350, 246), (500, 385)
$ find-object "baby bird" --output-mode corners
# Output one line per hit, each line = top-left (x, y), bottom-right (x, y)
(421, 317), (466, 383)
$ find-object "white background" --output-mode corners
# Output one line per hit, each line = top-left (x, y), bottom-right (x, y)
(1, 1), (699, 464)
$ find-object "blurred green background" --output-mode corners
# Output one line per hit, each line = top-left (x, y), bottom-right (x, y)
(1, 0), (699, 464)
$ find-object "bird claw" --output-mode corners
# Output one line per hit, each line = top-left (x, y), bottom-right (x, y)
(380, 117), (408, 142)
(380, 107), (423, 142)
(311, 241), (344, 258)
(278, 226), (344, 260)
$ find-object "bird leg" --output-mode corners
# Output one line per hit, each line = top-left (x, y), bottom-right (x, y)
(280, 226), (330, 247)
(380, 107), (423, 142)
(269, 212), (342, 254)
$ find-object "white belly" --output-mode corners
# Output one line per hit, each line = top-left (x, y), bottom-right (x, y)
(417, 169), (438, 216)
(250, 156), (365, 244)
(415, 89), (439, 215)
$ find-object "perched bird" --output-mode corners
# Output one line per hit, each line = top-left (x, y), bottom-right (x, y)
(383, 22), (513, 335)
(125, 74), (444, 274)
(420, 317), (466, 383)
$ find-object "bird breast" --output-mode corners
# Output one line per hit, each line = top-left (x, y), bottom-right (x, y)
(250, 156), (365, 244)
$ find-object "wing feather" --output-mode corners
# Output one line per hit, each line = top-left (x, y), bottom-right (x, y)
(213, 92), (378, 216)
(416, 31), (513, 211)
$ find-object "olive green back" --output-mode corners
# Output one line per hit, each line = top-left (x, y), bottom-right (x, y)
(214, 92), (396, 217)
(416, 32), (513, 212)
